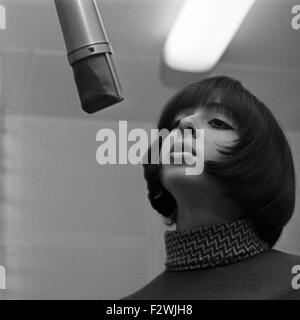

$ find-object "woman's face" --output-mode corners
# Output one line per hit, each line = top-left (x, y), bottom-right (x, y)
(160, 105), (239, 191)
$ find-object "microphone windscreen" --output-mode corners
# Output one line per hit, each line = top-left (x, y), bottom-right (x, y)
(72, 53), (124, 114)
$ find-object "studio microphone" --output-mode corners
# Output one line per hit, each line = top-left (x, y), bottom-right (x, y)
(54, 0), (124, 114)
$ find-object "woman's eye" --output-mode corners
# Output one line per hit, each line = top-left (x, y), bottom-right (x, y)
(207, 118), (234, 130)
(170, 119), (181, 130)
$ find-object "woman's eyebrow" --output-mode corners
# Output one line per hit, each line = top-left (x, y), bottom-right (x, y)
(203, 102), (235, 120)
(173, 102), (236, 124)
(204, 101), (232, 112)
(174, 107), (195, 119)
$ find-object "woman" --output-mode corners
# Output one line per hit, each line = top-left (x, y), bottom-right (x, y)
(123, 76), (300, 300)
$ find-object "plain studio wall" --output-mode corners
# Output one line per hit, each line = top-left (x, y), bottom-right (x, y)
(0, 0), (300, 299)
(1, 115), (168, 299)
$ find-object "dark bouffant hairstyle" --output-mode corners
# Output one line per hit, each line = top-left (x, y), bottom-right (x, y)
(143, 76), (295, 247)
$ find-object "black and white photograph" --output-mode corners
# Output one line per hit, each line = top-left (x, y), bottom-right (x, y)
(0, 0), (300, 305)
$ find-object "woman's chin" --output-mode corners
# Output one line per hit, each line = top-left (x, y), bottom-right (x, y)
(160, 151), (205, 189)
(160, 162), (202, 189)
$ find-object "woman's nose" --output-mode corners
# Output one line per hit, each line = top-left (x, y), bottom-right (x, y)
(178, 115), (198, 138)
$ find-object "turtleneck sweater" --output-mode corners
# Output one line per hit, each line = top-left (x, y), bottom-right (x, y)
(164, 217), (269, 271)
(123, 217), (300, 300)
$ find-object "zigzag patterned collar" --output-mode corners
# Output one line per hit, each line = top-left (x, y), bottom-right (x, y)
(164, 217), (269, 271)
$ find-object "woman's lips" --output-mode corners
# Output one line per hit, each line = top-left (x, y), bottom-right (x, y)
(169, 140), (197, 157)
(169, 151), (195, 165)
(168, 140), (197, 165)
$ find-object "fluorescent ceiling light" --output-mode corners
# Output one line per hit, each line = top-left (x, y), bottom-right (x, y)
(163, 0), (256, 73)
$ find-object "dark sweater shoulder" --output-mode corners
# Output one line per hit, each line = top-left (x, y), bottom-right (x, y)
(122, 249), (300, 300)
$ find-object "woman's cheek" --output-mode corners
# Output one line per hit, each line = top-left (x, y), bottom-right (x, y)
(203, 133), (221, 161)
(203, 130), (238, 161)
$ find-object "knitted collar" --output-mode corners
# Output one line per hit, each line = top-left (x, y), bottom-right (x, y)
(164, 217), (269, 271)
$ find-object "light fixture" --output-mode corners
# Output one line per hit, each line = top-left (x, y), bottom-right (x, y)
(163, 0), (256, 73)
